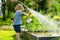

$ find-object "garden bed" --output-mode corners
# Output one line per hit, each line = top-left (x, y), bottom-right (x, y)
(21, 28), (60, 40)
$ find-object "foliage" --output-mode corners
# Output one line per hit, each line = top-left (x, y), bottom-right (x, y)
(22, 13), (48, 32)
(0, 17), (13, 27)
(54, 1), (60, 16)
(0, 0), (60, 32)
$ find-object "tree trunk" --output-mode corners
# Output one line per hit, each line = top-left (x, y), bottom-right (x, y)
(1, 0), (6, 21)
(6, 0), (11, 18)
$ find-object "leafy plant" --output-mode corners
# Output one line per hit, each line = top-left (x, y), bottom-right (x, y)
(54, 1), (60, 16)
(22, 13), (48, 32)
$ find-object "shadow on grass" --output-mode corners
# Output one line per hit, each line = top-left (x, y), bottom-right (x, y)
(11, 34), (25, 40)
(11, 34), (16, 40)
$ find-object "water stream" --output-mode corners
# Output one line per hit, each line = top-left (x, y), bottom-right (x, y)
(21, 3), (60, 33)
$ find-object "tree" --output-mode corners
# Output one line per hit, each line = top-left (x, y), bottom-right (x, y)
(1, 0), (6, 21)
(6, 0), (18, 18)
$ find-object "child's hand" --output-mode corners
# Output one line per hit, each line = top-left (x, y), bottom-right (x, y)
(22, 12), (30, 18)
(27, 14), (30, 18)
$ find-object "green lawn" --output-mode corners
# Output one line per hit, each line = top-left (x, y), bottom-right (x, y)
(0, 30), (16, 40)
(0, 30), (25, 40)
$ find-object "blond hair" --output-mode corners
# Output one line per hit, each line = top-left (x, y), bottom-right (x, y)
(15, 4), (24, 11)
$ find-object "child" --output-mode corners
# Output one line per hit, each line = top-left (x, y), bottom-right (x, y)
(13, 4), (29, 40)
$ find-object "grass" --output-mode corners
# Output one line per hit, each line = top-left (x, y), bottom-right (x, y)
(0, 30), (16, 40)
(0, 30), (25, 40)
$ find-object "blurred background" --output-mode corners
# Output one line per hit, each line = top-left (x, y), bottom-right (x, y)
(0, 0), (60, 40)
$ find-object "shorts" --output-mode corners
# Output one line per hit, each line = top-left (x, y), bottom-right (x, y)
(13, 25), (21, 33)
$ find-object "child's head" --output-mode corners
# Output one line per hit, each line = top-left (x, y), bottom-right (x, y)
(15, 4), (24, 11)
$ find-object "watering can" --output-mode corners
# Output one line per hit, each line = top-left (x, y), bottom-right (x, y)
(26, 14), (32, 23)
(27, 18), (32, 23)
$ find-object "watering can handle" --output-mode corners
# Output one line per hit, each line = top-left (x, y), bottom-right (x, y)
(26, 14), (30, 18)
(28, 13), (30, 16)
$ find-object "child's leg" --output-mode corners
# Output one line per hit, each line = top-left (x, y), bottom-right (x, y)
(13, 25), (21, 40)
(16, 33), (21, 40)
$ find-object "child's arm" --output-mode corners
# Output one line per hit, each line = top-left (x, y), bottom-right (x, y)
(22, 12), (30, 17)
